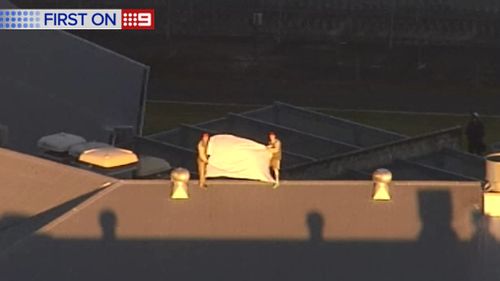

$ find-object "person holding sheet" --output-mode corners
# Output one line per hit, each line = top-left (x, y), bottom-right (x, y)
(267, 132), (282, 189)
(197, 133), (210, 189)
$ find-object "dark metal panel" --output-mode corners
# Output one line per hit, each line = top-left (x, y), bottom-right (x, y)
(0, 0), (149, 153)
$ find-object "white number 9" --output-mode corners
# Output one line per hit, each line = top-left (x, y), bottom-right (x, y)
(138, 13), (151, 27)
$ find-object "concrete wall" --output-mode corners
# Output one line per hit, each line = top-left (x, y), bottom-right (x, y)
(284, 127), (463, 179)
(411, 148), (485, 180)
(331, 168), (371, 180)
(375, 159), (473, 181)
(334, 159), (474, 181)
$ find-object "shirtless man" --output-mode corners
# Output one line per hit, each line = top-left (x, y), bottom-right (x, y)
(267, 132), (282, 189)
(197, 133), (210, 188)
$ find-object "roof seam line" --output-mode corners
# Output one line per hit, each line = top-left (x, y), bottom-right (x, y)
(37, 181), (123, 233)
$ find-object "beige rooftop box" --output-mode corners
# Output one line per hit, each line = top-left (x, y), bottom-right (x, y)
(79, 147), (139, 168)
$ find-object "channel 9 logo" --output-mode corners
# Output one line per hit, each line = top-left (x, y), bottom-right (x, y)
(122, 9), (154, 30)
(0, 9), (155, 30)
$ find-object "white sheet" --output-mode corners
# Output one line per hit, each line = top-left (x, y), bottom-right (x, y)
(206, 134), (274, 182)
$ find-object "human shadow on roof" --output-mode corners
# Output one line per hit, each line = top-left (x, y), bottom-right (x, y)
(416, 190), (463, 281)
(0, 191), (498, 281)
(307, 211), (324, 243)
(100, 209), (117, 241)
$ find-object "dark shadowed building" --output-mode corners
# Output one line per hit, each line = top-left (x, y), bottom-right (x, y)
(0, 0), (149, 153)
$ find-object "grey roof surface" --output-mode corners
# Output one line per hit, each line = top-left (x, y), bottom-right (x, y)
(0, 148), (113, 226)
(411, 148), (486, 179)
(0, 179), (495, 281)
(0, 148), (114, 249)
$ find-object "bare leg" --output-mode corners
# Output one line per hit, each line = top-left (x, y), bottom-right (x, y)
(203, 163), (208, 188)
(198, 161), (207, 188)
(273, 169), (280, 189)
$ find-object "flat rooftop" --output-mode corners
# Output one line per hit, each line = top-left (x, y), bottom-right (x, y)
(0, 148), (112, 228)
(0, 148), (113, 250)
(1, 175), (498, 281)
(24, 180), (481, 241)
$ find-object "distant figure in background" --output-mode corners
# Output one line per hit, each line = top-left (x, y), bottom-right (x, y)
(267, 132), (282, 189)
(197, 133), (210, 189)
(465, 112), (486, 155)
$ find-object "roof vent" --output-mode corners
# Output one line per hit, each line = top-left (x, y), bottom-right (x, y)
(372, 168), (392, 201)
